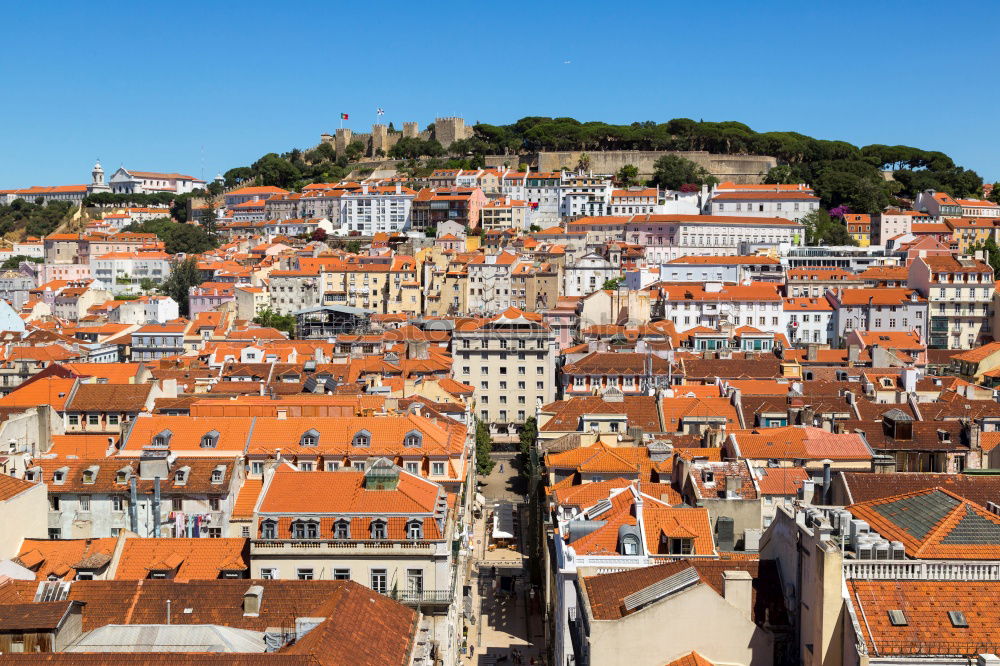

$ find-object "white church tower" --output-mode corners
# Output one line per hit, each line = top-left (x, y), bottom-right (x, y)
(88, 160), (111, 195)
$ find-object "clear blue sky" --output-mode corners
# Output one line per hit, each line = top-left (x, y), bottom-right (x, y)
(3, 0), (997, 187)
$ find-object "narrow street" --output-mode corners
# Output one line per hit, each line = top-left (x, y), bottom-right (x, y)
(461, 452), (546, 665)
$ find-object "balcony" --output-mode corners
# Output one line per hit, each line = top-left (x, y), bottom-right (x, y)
(843, 559), (1000, 581)
(388, 588), (454, 607)
(250, 539), (440, 556)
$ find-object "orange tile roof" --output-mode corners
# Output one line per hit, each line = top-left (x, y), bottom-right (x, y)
(232, 478), (263, 518)
(0, 474), (37, 502)
(848, 487), (1000, 559)
(0, 377), (76, 411)
(730, 426), (872, 461)
(754, 467), (808, 496)
(666, 653), (716, 666)
(16, 538), (117, 580)
(114, 538), (248, 581)
(258, 465), (440, 515)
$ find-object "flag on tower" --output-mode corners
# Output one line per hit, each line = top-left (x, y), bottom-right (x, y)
(377, 108), (385, 116)
(340, 113), (349, 120)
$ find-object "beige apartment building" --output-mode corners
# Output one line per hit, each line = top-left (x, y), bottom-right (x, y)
(453, 307), (557, 425)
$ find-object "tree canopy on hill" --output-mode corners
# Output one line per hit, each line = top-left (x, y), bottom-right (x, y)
(0, 200), (75, 238)
(123, 217), (216, 254)
(225, 116), (983, 215)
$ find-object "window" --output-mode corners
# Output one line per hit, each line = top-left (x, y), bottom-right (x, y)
(300, 429), (320, 447)
(404, 431), (422, 448)
(298, 462), (314, 472)
(297, 568), (314, 580)
(209, 496), (220, 511)
(431, 462), (445, 476)
(68, 415), (79, 426)
(352, 430), (371, 448)
(250, 461), (264, 475)
(201, 430), (219, 448)
(292, 520), (319, 539)
(371, 569), (388, 594)
(108, 414), (119, 426)
(370, 520), (387, 539)
(241, 526), (250, 538)
(88, 414), (99, 426)
(334, 520), (350, 540)
(404, 461), (420, 475)
(668, 537), (693, 555)
(48, 528), (61, 539)
(407, 520), (423, 540)
(206, 527), (222, 538)
(79, 495), (91, 511)
(112, 496), (124, 512)
(325, 461), (341, 471)
(621, 534), (640, 555)
(172, 497), (182, 511)
(334, 568), (351, 580)
(261, 520), (277, 539)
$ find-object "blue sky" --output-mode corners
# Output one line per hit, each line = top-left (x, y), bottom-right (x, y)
(2, 0), (997, 187)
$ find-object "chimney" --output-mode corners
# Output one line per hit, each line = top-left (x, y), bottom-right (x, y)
(806, 344), (818, 362)
(722, 570), (753, 619)
(243, 585), (264, 616)
(822, 461), (832, 504)
(725, 474), (742, 498)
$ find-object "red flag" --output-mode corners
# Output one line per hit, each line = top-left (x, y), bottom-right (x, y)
(340, 113), (349, 120)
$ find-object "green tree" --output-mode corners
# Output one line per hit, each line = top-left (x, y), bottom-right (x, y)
(160, 256), (201, 316)
(124, 218), (216, 254)
(528, 224), (542, 232)
(764, 165), (795, 184)
(139, 277), (157, 292)
(344, 141), (365, 162)
(345, 240), (362, 254)
(602, 277), (624, 290)
(969, 238), (1000, 275)
(801, 209), (857, 246)
(253, 306), (295, 336)
(989, 184), (1000, 205)
(1, 255), (43, 270)
(475, 419), (495, 476)
(650, 154), (717, 190)
(518, 416), (537, 477)
(615, 164), (640, 187)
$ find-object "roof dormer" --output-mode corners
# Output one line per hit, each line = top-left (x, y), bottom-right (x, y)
(300, 429), (320, 447)
(200, 430), (220, 449)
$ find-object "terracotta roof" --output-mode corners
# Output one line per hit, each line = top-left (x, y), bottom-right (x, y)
(665, 653), (716, 666)
(66, 383), (152, 412)
(564, 352), (671, 376)
(848, 487), (1000, 559)
(540, 396), (661, 432)
(847, 578), (1000, 658)
(582, 557), (786, 625)
(115, 538), (248, 580)
(232, 478), (263, 519)
(16, 538), (118, 581)
(0, 601), (77, 632)
(258, 465), (440, 516)
(0, 474), (37, 502)
(754, 467), (809, 496)
(839, 472), (1000, 508)
(730, 426), (872, 461)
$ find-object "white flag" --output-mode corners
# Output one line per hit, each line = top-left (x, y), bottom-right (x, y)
(377, 108), (385, 116)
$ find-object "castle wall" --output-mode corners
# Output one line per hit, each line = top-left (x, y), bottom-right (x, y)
(505, 150), (777, 183)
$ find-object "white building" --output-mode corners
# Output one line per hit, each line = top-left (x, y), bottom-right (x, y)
(452, 307), (557, 426)
(114, 295), (179, 325)
(660, 282), (786, 334)
(609, 188), (658, 216)
(563, 253), (621, 297)
(90, 251), (171, 292)
(908, 254), (994, 349)
(338, 184), (416, 235)
(466, 251), (517, 315)
(709, 191), (819, 221)
(108, 168), (206, 195)
(784, 296), (834, 345)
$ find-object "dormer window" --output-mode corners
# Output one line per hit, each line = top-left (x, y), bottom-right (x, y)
(115, 468), (128, 484)
(53, 469), (67, 484)
(300, 429), (320, 447)
(261, 520), (277, 539)
(82, 466), (98, 485)
(352, 430), (371, 448)
(174, 470), (187, 485)
(201, 430), (220, 448)
(334, 519), (351, 540)
(406, 519), (423, 540)
(370, 519), (387, 540)
(152, 429), (172, 448)
(404, 431), (422, 448)
(621, 534), (640, 555)
(210, 467), (224, 484)
(292, 520), (319, 539)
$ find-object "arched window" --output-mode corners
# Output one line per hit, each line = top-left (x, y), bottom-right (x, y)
(370, 519), (387, 540)
(261, 520), (277, 539)
(300, 429), (320, 447)
(403, 431), (422, 448)
(406, 519), (423, 540)
(620, 534), (640, 556)
(352, 430), (371, 448)
(334, 519), (351, 540)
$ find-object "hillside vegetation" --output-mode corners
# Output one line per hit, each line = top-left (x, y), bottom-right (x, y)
(222, 116), (994, 214)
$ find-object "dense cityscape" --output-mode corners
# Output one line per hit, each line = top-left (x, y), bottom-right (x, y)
(0, 110), (997, 665)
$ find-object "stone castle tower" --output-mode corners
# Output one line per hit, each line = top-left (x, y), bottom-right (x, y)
(319, 116), (474, 157)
